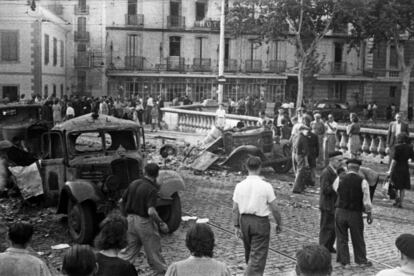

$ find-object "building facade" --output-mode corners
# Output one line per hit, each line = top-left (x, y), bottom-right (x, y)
(0, 1), (72, 100)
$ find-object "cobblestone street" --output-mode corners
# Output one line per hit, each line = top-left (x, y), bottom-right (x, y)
(136, 155), (414, 276)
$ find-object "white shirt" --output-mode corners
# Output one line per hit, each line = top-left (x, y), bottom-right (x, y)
(233, 175), (276, 217)
(333, 171), (372, 212)
(325, 121), (338, 134)
(147, 97), (154, 107)
(277, 115), (283, 127)
(66, 106), (75, 116)
(396, 122), (402, 136)
(376, 265), (414, 276)
(215, 108), (226, 128)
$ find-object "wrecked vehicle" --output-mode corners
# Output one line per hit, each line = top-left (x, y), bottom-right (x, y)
(192, 127), (292, 173)
(1, 113), (184, 244)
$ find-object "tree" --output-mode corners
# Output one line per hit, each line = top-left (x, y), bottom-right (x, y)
(342, 0), (414, 116)
(227, 0), (342, 107)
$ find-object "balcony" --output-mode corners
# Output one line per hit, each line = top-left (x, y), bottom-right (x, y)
(193, 19), (220, 30)
(245, 60), (262, 73)
(166, 56), (185, 71)
(192, 58), (211, 72)
(363, 68), (401, 78)
(74, 31), (90, 42)
(329, 62), (347, 74)
(167, 16), (186, 29)
(125, 56), (144, 70)
(224, 59), (238, 72)
(74, 5), (89, 15)
(125, 14), (144, 26)
(269, 60), (287, 73)
(74, 52), (90, 68)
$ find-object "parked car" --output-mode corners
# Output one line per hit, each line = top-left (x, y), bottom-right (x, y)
(1, 113), (185, 244)
(313, 101), (350, 121)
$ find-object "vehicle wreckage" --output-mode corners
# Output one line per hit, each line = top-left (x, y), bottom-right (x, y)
(0, 111), (184, 244)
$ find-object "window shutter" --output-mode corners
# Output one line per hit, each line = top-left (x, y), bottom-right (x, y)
(1, 31), (18, 61)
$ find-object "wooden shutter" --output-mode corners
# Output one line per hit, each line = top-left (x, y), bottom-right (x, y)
(1, 31), (18, 61)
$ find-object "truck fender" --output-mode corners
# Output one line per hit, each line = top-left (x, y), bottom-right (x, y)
(219, 145), (265, 167)
(157, 170), (185, 199)
(57, 180), (103, 214)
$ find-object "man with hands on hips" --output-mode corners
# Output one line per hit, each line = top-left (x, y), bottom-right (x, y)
(232, 156), (282, 275)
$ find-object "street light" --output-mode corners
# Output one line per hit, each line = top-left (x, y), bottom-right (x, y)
(217, 0), (226, 105)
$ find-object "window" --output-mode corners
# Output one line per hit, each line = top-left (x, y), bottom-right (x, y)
(196, 2), (206, 21)
(169, 36), (181, 56)
(60, 40), (64, 67)
(78, 0), (86, 10)
(53, 38), (57, 66)
(224, 38), (230, 65)
(78, 17), (86, 32)
(60, 84), (64, 98)
(77, 71), (86, 93)
(390, 45), (398, 68)
(44, 85), (49, 98)
(170, 1), (180, 17)
(0, 31), (18, 61)
(389, 86), (396, 98)
(2, 86), (18, 101)
(334, 42), (343, 63)
(53, 84), (57, 97)
(195, 37), (203, 59)
(44, 34), (49, 65)
(127, 34), (140, 57)
(128, 0), (137, 15)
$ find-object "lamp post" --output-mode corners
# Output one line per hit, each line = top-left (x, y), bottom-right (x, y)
(217, 0), (226, 105)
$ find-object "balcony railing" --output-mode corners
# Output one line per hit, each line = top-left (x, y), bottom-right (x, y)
(74, 5), (89, 15)
(167, 16), (186, 29)
(193, 19), (220, 30)
(125, 14), (144, 26)
(125, 56), (144, 70)
(192, 58), (211, 72)
(224, 59), (238, 72)
(245, 60), (262, 73)
(363, 68), (401, 78)
(330, 62), (347, 74)
(74, 31), (90, 42)
(269, 60), (287, 73)
(166, 56), (185, 71)
(74, 52), (90, 68)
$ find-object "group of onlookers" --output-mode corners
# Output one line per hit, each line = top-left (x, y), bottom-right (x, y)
(227, 96), (267, 116)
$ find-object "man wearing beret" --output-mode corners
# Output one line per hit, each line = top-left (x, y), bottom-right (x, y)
(333, 158), (373, 267)
(319, 151), (344, 253)
(376, 234), (414, 275)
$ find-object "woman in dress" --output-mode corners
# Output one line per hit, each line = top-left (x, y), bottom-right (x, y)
(94, 213), (137, 276)
(52, 99), (62, 125)
(165, 223), (230, 276)
(388, 133), (414, 208)
(346, 113), (361, 158)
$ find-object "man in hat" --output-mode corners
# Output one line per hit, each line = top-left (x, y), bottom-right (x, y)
(333, 159), (373, 267)
(311, 112), (325, 165)
(273, 108), (291, 139)
(292, 124), (310, 193)
(376, 233), (414, 275)
(319, 151), (344, 253)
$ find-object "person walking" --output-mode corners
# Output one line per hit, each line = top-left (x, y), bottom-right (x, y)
(376, 234), (414, 276)
(305, 116), (319, 186)
(232, 156), (282, 275)
(387, 133), (414, 208)
(324, 114), (338, 166)
(292, 125), (311, 193)
(386, 113), (409, 162)
(333, 159), (373, 267)
(52, 99), (62, 125)
(311, 113), (325, 166)
(120, 163), (169, 275)
(319, 152), (344, 253)
(346, 113), (361, 158)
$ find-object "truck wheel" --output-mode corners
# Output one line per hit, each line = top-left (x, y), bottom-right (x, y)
(67, 200), (95, 244)
(272, 144), (292, 173)
(157, 193), (181, 233)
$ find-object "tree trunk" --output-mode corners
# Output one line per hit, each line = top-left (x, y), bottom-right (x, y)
(296, 60), (305, 108)
(400, 66), (412, 119)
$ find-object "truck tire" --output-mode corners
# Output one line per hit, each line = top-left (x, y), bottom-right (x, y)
(157, 193), (181, 233)
(67, 200), (95, 244)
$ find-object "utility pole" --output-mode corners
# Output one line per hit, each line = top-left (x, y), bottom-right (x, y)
(217, 0), (226, 104)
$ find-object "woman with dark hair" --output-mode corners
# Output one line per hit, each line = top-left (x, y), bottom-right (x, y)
(387, 133), (414, 208)
(94, 213), (137, 276)
(62, 244), (97, 276)
(346, 113), (361, 158)
(165, 223), (230, 276)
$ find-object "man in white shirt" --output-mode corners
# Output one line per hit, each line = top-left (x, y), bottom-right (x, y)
(215, 104), (226, 130)
(333, 159), (373, 268)
(232, 157), (282, 275)
(376, 234), (414, 276)
(324, 114), (338, 166)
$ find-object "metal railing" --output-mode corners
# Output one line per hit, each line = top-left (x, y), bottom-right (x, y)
(224, 59), (238, 72)
(125, 14), (144, 26)
(330, 62), (347, 74)
(74, 31), (90, 42)
(245, 60), (262, 73)
(269, 60), (287, 73)
(192, 58), (212, 72)
(166, 57), (185, 71)
(167, 16), (186, 29)
(125, 56), (144, 70)
(74, 5), (89, 15)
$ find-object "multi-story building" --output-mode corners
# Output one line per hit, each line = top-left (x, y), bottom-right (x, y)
(0, 1), (72, 100)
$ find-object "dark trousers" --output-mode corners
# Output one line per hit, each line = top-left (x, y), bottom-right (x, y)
(240, 214), (270, 276)
(369, 183), (377, 202)
(335, 208), (367, 265)
(319, 210), (335, 251)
